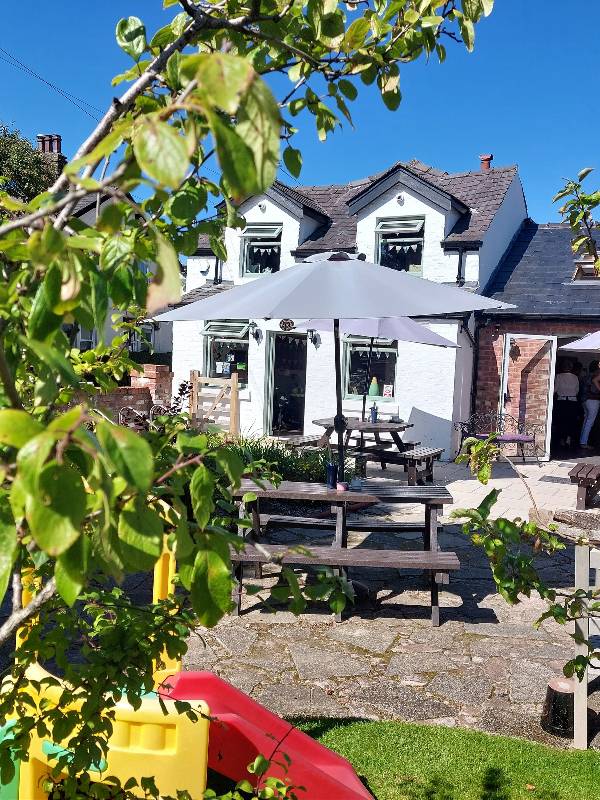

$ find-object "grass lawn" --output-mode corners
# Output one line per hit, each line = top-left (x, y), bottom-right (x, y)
(295, 718), (600, 800)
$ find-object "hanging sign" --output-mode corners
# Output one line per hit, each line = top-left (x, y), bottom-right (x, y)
(383, 384), (394, 398)
(279, 319), (294, 331)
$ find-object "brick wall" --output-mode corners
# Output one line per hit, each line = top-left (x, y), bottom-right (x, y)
(92, 387), (153, 420)
(475, 319), (600, 415)
(130, 364), (173, 406)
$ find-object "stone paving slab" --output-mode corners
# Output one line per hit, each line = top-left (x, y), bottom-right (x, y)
(184, 459), (600, 748)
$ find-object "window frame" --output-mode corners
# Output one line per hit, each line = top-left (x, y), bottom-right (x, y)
(239, 223), (283, 277)
(202, 320), (250, 387)
(343, 335), (398, 401)
(130, 322), (155, 353)
(375, 216), (425, 276)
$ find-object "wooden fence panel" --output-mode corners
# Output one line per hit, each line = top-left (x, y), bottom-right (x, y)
(189, 371), (240, 437)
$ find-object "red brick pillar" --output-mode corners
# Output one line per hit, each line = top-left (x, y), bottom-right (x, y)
(131, 364), (173, 407)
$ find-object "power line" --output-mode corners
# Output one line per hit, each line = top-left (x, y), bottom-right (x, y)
(0, 46), (101, 121)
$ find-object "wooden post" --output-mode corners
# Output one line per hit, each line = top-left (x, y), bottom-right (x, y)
(189, 369), (199, 427)
(229, 370), (240, 437)
(574, 544), (590, 749)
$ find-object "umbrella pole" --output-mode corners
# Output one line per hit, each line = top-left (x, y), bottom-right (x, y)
(360, 336), (375, 450)
(333, 318), (345, 482)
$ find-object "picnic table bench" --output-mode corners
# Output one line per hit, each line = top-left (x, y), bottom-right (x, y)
(281, 435), (323, 449)
(569, 463), (600, 510)
(230, 544), (460, 625)
(233, 479), (455, 625)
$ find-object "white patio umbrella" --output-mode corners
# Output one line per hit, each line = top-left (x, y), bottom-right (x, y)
(156, 252), (512, 478)
(294, 317), (457, 429)
(560, 331), (600, 351)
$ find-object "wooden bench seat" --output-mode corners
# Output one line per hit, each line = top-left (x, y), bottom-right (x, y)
(261, 514), (439, 533)
(281, 435), (324, 449)
(231, 543), (459, 625)
(569, 463), (600, 510)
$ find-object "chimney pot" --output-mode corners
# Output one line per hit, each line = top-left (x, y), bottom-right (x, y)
(37, 134), (62, 154)
(480, 153), (493, 171)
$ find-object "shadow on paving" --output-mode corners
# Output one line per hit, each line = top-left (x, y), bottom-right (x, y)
(245, 522), (576, 626)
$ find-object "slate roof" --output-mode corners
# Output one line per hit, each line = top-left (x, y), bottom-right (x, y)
(483, 220), (600, 317)
(195, 159), (520, 256)
(406, 160), (519, 246)
(173, 280), (235, 307)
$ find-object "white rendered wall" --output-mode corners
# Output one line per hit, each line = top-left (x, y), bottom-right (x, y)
(355, 183), (461, 284)
(221, 196), (301, 283)
(477, 175), (527, 289)
(394, 320), (465, 458)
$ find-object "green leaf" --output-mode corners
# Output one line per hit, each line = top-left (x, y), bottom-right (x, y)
(112, 60), (151, 86)
(118, 497), (163, 570)
(208, 112), (258, 201)
(195, 53), (255, 115)
(282, 147), (302, 179)
(338, 79), (358, 100)
(0, 410), (44, 449)
(146, 234), (182, 314)
(166, 182), (207, 224)
(190, 464), (215, 529)
(17, 432), (56, 493)
(190, 533), (232, 627)
(96, 421), (154, 492)
(343, 17), (370, 50)
(27, 464), (86, 556)
(0, 501), (17, 606)
(132, 118), (189, 189)
(578, 167), (594, 182)
(100, 233), (134, 272)
(55, 536), (89, 606)
(236, 79), (281, 193)
(29, 269), (62, 340)
(459, 17), (475, 51)
(214, 449), (244, 486)
(23, 338), (78, 388)
(116, 16), (147, 61)
(481, 0), (494, 15)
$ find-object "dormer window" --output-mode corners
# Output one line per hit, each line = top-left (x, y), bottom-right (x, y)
(240, 223), (282, 276)
(376, 217), (424, 276)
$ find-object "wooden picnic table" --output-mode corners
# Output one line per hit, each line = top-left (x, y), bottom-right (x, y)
(233, 478), (456, 625)
(233, 479), (379, 549)
(313, 416), (413, 451)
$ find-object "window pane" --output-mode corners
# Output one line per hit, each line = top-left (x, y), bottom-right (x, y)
(209, 339), (249, 386)
(347, 344), (397, 398)
(241, 223), (282, 276)
(376, 217), (424, 275)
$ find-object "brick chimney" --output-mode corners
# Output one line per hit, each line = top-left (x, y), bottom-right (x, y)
(479, 153), (493, 171)
(37, 133), (67, 178)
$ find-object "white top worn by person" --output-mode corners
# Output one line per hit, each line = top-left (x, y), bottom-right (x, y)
(555, 372), (579, 399)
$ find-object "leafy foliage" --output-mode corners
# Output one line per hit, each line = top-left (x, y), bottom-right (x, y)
(0, 0), (495, 795)
(0, 124), (57, 203)
(554, 167), (599, 272)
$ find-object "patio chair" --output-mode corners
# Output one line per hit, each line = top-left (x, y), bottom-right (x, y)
(454, 410), (543, 463)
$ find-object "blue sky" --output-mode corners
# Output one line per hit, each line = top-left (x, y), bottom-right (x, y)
(0, 1), (596, 221)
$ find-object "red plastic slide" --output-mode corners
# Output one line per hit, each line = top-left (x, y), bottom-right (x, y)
(161, 671), (373, 799)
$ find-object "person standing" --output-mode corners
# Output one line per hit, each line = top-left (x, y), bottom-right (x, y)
(554, 360), (580, 448)
(580, 360), (600, 450)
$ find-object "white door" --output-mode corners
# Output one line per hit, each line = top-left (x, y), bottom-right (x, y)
(499, 333), (557, 460)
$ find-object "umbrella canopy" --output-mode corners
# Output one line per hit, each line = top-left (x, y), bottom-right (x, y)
(560, 331), (600, 351)
(293, 317), (458, 348)
(155, 255), (512, 322)
(155, 253), (511, 478)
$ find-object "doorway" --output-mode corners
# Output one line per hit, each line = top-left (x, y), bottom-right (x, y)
(499, 333), (557, 460)
(268, 333), (307, 435)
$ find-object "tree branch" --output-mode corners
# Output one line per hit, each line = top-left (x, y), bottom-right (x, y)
(0, 578), (56, 647)
(0, 341), (22, 409)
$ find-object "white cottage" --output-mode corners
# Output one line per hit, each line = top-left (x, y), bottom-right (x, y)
(170, 156), (527, 457)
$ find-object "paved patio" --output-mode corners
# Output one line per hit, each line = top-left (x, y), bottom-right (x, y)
(184, 456), (599, 747)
